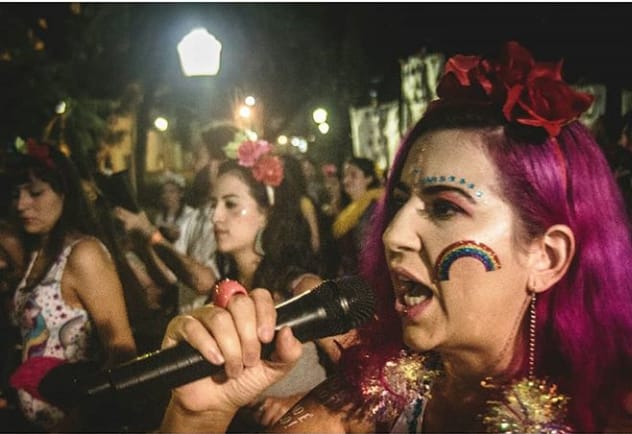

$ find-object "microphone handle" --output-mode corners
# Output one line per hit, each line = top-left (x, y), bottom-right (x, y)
(83, 342), (275, 399)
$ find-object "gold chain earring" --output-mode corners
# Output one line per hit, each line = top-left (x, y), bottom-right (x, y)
(528, 290), (537, 379)
(483, 288), (572, 433)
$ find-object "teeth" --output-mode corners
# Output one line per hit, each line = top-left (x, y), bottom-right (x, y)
(397, 278), (433, 307)
(403, 292), (430, 306)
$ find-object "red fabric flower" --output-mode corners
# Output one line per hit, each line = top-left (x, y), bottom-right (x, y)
(25, 138), (55, 168)
(436, 41), (594, 138)
(237, 140), (272, 167)
(252, 154), (284, 187)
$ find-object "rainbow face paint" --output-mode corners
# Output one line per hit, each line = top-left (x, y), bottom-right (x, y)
(434, 240), (501, 281)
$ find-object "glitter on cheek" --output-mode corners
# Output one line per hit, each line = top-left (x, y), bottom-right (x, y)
(239, 208), (248, 216)
(433, 240), (502, 281)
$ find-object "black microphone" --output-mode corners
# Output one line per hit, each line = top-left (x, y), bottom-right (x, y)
(39, 275), (374, 407)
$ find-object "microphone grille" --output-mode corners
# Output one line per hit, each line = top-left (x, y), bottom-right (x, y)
(329, 275), (375, 330)
(278, 275), (376, 342)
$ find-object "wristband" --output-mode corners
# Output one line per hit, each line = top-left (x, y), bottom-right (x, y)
(214, 279), (248, 308)
(150, 230), (164, 245)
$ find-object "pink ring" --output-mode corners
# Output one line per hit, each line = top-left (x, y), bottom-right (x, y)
(214, 279), (248, 308)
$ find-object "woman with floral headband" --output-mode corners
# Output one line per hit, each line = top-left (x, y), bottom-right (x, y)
(6, 140), (137, 431)
(157, 42), (632, 433)
(206, 140), (341, 430)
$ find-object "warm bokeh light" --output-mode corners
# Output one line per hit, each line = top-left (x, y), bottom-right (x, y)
(312, 108), (328, 124)
(277, 135), (288, 145)
(238, 106), (251, 119)
(290, 136), (308, 153)
(154, 116), (169, 131)
(177, 28), (222, 77)
(318, 122), (330, 134)
(245, 96), (256, 106)
(55, 101), (67, 114)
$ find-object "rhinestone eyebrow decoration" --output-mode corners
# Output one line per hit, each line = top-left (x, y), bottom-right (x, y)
(413, 169), (484, 198)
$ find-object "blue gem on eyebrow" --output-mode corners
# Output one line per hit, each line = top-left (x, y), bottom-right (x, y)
(421, 175), (482, 197)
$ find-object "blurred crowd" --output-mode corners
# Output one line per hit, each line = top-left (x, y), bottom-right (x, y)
(3, 107), (632, 431)
(0, 122), (386, 432)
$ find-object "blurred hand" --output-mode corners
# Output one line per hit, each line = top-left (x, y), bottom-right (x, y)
(158, 224), (181, 243)
(113, 207), (154, 238)
(161, 288), (303, 415)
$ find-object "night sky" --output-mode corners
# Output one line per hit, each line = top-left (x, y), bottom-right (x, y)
(3, 3), (631, 149)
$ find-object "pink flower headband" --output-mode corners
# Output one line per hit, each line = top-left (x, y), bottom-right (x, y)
(436, 41), (594, 137)
(235, 139), (284, 205)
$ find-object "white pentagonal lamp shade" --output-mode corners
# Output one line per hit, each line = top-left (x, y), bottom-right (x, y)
(177, 28), (222, 77)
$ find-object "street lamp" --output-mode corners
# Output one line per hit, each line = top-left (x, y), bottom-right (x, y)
(154, 116), (169, 132)
(312, 108), (328, 124)
(177, 28), (222, 77)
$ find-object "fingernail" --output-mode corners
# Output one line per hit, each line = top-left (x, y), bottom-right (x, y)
(259, 325), (274, 342)
(208, 349), (225, 365)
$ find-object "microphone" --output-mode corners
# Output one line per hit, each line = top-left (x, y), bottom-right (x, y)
(39, 275), (374, 407)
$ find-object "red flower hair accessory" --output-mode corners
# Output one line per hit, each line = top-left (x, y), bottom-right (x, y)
(437, 41), (594, 137)
(14, 137), (56, 169)
(236, 139), (284, 204)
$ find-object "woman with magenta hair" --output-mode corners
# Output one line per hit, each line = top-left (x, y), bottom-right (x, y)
(156, 42), (632, 433)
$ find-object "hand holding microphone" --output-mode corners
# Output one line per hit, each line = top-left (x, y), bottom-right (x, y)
(39, 276), (374, 432)
(163, 282), (302, 414)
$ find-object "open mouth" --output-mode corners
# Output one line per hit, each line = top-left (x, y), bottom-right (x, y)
(401, 279), (434, 307)
(396, 274), (433, 308)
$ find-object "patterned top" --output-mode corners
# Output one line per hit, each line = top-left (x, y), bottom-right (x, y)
(12, 238), (100, 429)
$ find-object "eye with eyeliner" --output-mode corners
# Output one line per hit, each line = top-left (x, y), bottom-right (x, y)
(425, 197), (466, 220)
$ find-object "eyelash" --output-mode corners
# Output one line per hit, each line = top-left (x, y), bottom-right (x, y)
(426, 198), (463, 220)
(11, 189), (43, 199)
(390, 192), (463, 221)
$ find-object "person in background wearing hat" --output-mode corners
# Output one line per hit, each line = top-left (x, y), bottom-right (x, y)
(153, 171), (195, 248)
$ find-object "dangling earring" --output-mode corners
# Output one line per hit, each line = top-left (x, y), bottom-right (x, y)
(254, 228), (265, 256)
(527, 290), (537, 379)
(483, 289), (572, 433)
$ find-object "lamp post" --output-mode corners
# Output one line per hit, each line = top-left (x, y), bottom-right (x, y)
(177, 27), (222, 128)
(177, 28), (222, 77)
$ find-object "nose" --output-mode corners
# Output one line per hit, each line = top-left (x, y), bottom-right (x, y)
(382, 202), (422, 255)
(210, 203), (223, 224)
(15, 189), (30, 213)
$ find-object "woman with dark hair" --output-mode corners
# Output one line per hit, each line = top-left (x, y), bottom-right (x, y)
(158, 42), (632, 433)
(207, 141), (332, 429)
(6, 140), (136, 431)
(333, 156), (383, 275)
